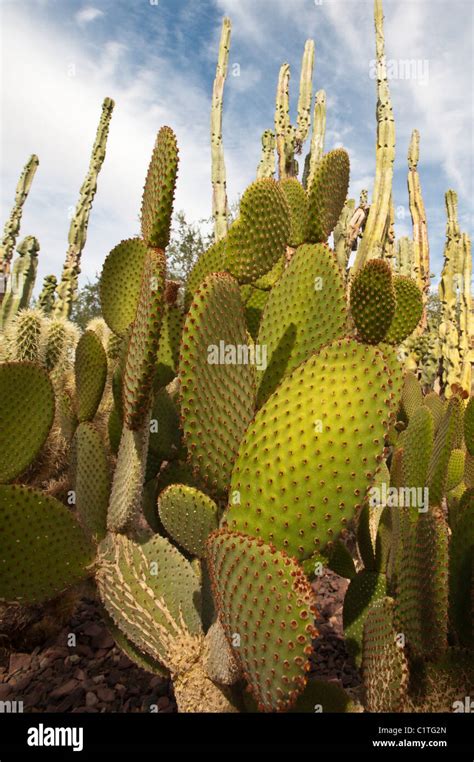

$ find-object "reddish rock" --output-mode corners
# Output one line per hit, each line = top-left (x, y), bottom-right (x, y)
(49, 678), (79, 700)
(9, 653), (31, 673)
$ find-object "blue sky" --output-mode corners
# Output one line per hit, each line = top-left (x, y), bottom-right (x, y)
(1, 0), (472, 291)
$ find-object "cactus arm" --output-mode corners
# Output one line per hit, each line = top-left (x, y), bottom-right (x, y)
(53, 98), (114, 319)
(459, 233), (472, 393)
(0, 154), (39, 287)
(275, 62), (292, 179)
(352, 0), (395, 272)
(38, 275), (57, 315)
(438, 191), (462, 394)
(407, 129), (430, 327)
(0, 236), (39, 330)
(256, 129), (276, 179)
(211, 17), (231, 243)
(295, 40), (315, 146)
(303, 89), (326, 190)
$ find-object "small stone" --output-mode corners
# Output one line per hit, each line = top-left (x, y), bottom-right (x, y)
(82, 623), (103, 639)
(85, 691), (98, 707)
(49, 678), (79, 700)
(9, 653), (31, 673)
(96, 686), (115, 702)
(157, 696), (169, 710)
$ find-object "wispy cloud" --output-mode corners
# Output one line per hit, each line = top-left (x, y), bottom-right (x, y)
(75, 6), (104, 25)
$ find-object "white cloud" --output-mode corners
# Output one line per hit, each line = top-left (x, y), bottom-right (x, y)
(75, 7), (104, 25)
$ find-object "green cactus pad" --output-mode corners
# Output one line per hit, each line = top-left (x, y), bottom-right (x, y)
(395, 507), (449, 660)
(256, 243), (346, 406)
(206, 529), (317, 712)
(401, 371), (423, 421)
(240, 285), (269, 340)
(148, 387), (183, 464)
(350, 259), (396, 344)
(179, 273), (256, 496)
(74, 330), (107, 422)
(107, 423), (150, 533)
(379, 343), (404, 411)
(154, 302), (184, 389)
(96, 533), (202, 672)
(71, 423), (110, 542)
(446, 449), (465, 492)
(228, 338), (394, 561)
(427, 396), (463, 506)
(0, 362), (55, 483)
(343, 570), (387, 666)
(449, 492), (473, 646)
(464, 452), (474, 488)
(252, 255), (286, 290)
(306, 149), (350, 243)
(184, 239), (226, 310)
(223, 178), (290, 284)
(156, 460), (199, 494)
(107, 406), (122, 454)
(102, 611), (168, 677)
(122, 248), (166, 430)
(401, 406), (434, 490)
(362, 597), (408, 712)
(327, 540), (356, 579)
(290, 680), (358, 713)
(158, 485), (219, 557)
(385, 275), (423, 344)
(140, 126), (178, 249)
(57, 390), (78, 443)
(100, 238), (148, 337)
(204, 620), (241, 686)
(424, 392), (445, 431)
(464, 397), (474, 456)
(279, 178), (309, 247)
(0, 484), (94, 603)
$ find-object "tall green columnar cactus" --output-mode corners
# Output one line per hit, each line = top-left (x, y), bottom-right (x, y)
(53, 98), (114, 319)
(38, 275), (57, 315)
(395, 237), (415, 277)
(459, 233), (472, 394)
(0, 236), (39, 330)
(303, 89), (326, 190)
(274, 40), (314, 179)
(211, 17), (231, 242)
(256, 129), (276, 179)
(407, 129), (430, 328)
(352, 0), (395, 272)
(438, 190), (467, 395)
(0, 154), (39, 297)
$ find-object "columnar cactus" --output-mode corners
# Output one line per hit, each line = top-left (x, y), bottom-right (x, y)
(211, 17), (231, 242)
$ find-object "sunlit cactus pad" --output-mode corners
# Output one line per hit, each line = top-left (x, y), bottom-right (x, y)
(0, 361), (55, 483)
(206, 529), (317, 711)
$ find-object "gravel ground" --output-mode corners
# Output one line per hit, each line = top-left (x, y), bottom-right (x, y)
(0, 570), (360, 712)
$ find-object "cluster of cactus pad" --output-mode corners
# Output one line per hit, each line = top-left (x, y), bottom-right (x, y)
(0, 0), (472, 713)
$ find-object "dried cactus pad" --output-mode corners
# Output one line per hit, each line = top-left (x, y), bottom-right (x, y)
(0, 362), (55, 483)
(306, 148), (350, 243)
(96, 533), (202, 672)
(223, 178), (290, 284)
(141, 126), (179, 249)
(99, 238), (148, 337)
(158, 484), (219, 557)
(179, 272), (256, 496)
(228, 338), (394, 562)
(206, 529), (317, 712)
(0, 484), (95, 603)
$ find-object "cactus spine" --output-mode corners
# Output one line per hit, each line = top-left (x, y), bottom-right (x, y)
(352, 0), (395, 272)
(274, 40), (314, 179)
(53, 98), (114, 319)
(211, 17), (231, 242)
(0, 154), (39, 294)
